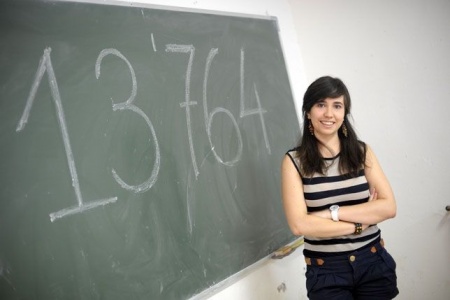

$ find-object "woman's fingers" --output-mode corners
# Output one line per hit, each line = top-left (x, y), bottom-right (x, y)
(369, 188), (378, 201)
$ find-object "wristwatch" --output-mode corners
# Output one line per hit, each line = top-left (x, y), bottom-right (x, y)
(329, 205), (340, 222)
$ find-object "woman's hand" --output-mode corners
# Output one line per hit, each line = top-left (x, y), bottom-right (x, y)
(368, 188), (377, 202)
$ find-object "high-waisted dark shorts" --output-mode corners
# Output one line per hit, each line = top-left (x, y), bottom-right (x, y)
(304, 239), (399, 300)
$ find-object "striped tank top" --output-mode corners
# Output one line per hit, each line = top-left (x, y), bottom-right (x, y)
(286, 149), (381, 257)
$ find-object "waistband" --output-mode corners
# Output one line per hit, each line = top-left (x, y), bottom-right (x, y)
(305, 238), (385, 266)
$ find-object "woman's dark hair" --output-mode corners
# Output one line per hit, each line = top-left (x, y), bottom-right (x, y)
(296, 76), (366, 177)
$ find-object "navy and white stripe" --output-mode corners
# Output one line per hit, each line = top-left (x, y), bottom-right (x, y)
(287, 150), (381, 257)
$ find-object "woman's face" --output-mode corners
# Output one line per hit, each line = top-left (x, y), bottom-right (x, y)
(307, 96), (345, 138)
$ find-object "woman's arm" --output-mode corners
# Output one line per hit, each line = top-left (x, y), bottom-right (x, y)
(309, 145), (397, 225)
(281, 155), (358, 237)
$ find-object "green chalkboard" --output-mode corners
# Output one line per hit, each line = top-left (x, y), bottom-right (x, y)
(0, 0), (300, 299)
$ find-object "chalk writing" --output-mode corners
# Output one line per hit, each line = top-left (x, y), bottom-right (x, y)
(151, 33), (157, 52)
(95, 48), (161, 193)
(239, 48), (271, 154)
(17, 43), (271, 222)
(16, 47), (118, 222)
(203, 47), (243, 166)
(165, 44), (200, 178)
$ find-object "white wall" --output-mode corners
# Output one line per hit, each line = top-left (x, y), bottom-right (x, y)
(289, 0), (450, 299)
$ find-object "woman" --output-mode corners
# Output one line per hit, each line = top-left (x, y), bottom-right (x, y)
(281, 76), (399, 299)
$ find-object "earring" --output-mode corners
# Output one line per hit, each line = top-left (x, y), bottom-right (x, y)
(308, 121), (314, 136)
(342, 123), (348, 138)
